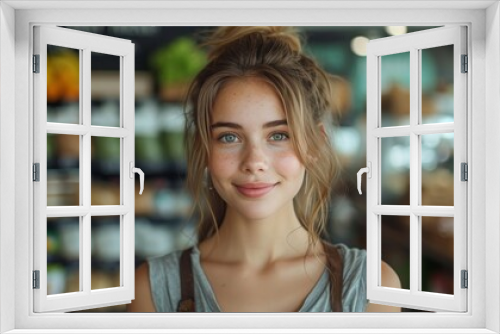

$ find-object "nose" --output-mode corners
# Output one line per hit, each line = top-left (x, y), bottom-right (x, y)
(241, 142), (269, 174)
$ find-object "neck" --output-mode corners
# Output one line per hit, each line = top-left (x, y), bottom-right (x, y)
(200, 205), (313, 269)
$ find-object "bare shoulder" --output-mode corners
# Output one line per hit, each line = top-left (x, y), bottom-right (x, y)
(365, 261), (402, 312)
(126, 262), (156, 312)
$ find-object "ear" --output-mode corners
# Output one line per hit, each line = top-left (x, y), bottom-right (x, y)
(318, 122), (327, 138)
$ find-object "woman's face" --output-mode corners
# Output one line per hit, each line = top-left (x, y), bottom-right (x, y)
(208, 77), (305, 221)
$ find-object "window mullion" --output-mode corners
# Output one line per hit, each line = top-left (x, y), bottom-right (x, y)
(372, 126), (411, 137)
(413, 123), (454, 135)
(82, 47), (91, 207)
(81, 214), (91, 294)
(82, 47), (92, 295)
(45, 205), (129, 217)
(412, 206), (454, 217)
(373, 123), (454, 138)
(409, 47), (420, 295)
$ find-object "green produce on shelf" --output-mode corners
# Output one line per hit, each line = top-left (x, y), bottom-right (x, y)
(150, 37), (207, 101)
(161, 131), (185, 161)
(47, 263), (67, 295)
(135, 136), (163, 162)
(92, 137), (121, 161)
(47, 228), (61, 255)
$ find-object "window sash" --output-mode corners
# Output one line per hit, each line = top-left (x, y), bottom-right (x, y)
(32, 25), (135, 313)
(365, 26), (468, 312)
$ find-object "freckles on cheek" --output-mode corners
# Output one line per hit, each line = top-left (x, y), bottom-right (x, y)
(210, 151), (237, 176)
(276, 152), (304, 175)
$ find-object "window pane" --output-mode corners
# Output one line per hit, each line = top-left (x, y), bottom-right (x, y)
(47, 134), (79, 206)
(381, 52), (410, 127)
(381, 215), (410, 290)
(47, 45), (80, 124)
(91, 52), (120, 127)
(91, 216), (121, 290)
(91, 137), (121, 205)
(421, 216), (454, 294)
(47, 217), (80, 295)
(421, 45), (454, 124)
(381, 136), (410, 205)
(421, 133), (454, 206)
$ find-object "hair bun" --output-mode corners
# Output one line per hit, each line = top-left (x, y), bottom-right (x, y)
(204, 26), (302, 61)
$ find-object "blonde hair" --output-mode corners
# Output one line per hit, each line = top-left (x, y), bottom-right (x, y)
(184, 26), (339, 248)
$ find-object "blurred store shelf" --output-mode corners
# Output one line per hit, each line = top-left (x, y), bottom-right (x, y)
(46, 25), (455, 312)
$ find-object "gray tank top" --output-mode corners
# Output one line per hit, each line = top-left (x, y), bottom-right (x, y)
(147, 243), (367, 312)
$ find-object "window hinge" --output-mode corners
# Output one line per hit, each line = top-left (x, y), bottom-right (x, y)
(461, 54), (468, 73)
(33, 54), (40, 73)
(33, 270), (40, 289)
(33, 163), (40, 182)
(461, 270), (468, 289)
(461, 162), (468, 181)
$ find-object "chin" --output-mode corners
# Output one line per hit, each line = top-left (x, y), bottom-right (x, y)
(231, 203), (285, 221)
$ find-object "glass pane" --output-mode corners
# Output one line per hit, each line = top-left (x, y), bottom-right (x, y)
(421, 216), (454, 294)
(91, 52), (120, 127)
(47, 134), (79, 206)
(91, 216), (121, 290)
(381, 215), (410, 290)
(421, 133), (454, 206)
(47, 217), (80, 295)
(421, 45), (454, 124)
(381, 52), (410, 127)
(47, 45), (80, 124)
(381, 136), (410, 205)
(91, 137), (121, 205)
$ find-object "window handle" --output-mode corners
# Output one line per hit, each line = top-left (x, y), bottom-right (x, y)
(357, 162), (371, 195)
(129, 162), (145, 195)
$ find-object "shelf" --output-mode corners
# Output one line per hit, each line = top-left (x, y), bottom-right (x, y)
(135, 160), (187, 179)
(136, 214), (193, 224)
(47, 159), (187, 179)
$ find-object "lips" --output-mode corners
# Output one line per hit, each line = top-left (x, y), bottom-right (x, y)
(234, 182), (277, 198)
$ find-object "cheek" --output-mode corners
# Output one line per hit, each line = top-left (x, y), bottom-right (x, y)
(275, 151), (305, 178)
(208, 150), (238, 181)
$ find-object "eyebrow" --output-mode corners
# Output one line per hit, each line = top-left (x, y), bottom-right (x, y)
(211, 119), (288, 130)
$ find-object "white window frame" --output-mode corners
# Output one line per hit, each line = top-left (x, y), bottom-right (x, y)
(33, 25), (136, 313)
(0, 1), (499, 333)
(365, 26), (468, 312)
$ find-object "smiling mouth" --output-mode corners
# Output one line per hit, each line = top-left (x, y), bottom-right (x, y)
(234, 183), (277, 198)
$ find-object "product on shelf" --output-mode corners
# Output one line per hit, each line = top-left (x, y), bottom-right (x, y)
(135, 219), (176, 258)
(150, 37), (207, 102)
(47, 48), (80, 103)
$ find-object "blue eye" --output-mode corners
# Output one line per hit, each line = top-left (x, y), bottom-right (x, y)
(270, 132), (289, 141)
(219, 133), (238, 143)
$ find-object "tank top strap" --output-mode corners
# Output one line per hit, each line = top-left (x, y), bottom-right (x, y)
(177, 247), (195, 312)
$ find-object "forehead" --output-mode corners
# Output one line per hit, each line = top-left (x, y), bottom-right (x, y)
(211, 77), (286, 123)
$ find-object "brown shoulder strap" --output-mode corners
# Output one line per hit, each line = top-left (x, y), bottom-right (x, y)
(322, 241), (344, 312)
(177, 247), (195, 312)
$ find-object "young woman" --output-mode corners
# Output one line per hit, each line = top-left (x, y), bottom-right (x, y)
(128, 27), (401, 313)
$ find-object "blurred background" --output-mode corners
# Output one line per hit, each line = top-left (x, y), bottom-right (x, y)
(45, 26), (454, 312)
